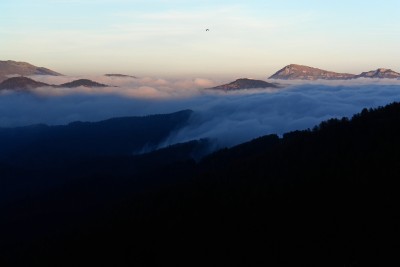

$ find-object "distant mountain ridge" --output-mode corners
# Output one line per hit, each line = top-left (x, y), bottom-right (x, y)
(0, 76), (50, 90)
(0, 109), (193, 168)
(0, 76), (110, 90)
(58, 79), (109, 88)
(356, 68), (400, 79)
(269, 64), (356, 80)
(209, 78), (279, 90)
(0, 60), (62, 82)
(269, 64), (400, 80)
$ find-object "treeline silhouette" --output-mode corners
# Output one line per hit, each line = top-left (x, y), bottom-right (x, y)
(1, 103), (400, 266)
(0, 110), (193, 202)
(0, 109), (193, 167)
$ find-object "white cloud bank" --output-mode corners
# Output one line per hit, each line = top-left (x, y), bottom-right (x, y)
(28, 75), (217, 99)
(1, 75), (400, 150)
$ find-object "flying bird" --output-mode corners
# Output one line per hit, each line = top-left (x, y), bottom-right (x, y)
(206, 29), (209, 31)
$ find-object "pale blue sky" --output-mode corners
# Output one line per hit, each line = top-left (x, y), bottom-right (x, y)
(1, 0), (399, 78)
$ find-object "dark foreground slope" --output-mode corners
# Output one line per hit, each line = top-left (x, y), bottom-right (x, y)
(0, 109), (193, 167)
(1, 103), (400, 266)
(0, 110), (193, 202)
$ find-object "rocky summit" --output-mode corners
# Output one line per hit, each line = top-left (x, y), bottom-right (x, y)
(0, 60), (62, 82)
(269, 64), (400, 80)
(355, 68), (400, 79)
(209, 78), (279, 90)
(269, 64), (355, 80)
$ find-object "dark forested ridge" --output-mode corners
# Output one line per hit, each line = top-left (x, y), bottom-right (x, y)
(0, 77), (110, 90)
(0, 109), (193, 166)
(0, 76), (50, 90)
(0, 110), (193, 203)
(1, 103), (400, 266)
(57, 79), (109, 88)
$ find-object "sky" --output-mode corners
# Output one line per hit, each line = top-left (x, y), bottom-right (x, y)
(1, 0), (400, 78)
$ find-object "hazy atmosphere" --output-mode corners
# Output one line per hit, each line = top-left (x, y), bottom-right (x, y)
(2, 76), (400, 149)
(2, 0), (400, 151)
(1, 0), (399, 77)
(2, 1), (400, 266)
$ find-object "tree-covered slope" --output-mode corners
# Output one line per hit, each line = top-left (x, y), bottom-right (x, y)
(2, 103), (400, 266)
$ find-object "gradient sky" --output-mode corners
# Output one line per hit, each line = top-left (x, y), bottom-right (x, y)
(1, 0), (399, 78)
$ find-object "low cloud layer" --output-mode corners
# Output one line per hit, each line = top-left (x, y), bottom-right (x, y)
(1, 75), (400, 150)
(29, 75), (218, 99)
(162, 83), (400, 148)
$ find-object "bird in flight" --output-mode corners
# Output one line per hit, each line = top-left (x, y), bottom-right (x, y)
(206, 29), (209, 31)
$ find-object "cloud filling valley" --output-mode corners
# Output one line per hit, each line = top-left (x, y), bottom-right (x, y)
(2, 75), (400, 150)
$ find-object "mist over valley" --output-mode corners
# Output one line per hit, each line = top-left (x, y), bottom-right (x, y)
(2, 0), (400, 264)
(2, 80), (399, 265)
(1, 69), (400, 151)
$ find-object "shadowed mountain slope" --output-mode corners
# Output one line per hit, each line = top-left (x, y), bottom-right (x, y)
(58, 79), (109, 88)
(0, 76), (50, 90)
(0, 77), (112, 90)
(0, 109), (193, 168)
(0, 60), (62, 82)
(209, 78), (279, 90)
(1, 103), (400, 266)
(0, 109), (194, 205)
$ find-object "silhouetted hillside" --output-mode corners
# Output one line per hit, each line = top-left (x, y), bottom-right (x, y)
(0, 109), (192, 165)
(1, 103), (400, 266)
(209, 78), (279, 90)
(0, 110), (193, 203)
(0, 77), (112, 90)
(0, 60), (62, 82)
(58, 79), (109, 88)
(196, 102), (400, 265)
(0, 76), (50, 90)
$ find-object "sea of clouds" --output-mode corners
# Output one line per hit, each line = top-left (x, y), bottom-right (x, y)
(1, 75), (400, 150)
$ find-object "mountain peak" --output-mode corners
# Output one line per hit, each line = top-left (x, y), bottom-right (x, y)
(58, 79), (109, 88)
(0, 77), (111, 90)
(377, 68), (389, 72)
(209, 78), (279, 90)
(0, 60), (62, 82)
(0, 76), (50, 90)
(356, 68), (400, 79)
(269, 64), (400, 80)
(269, 64), (355, 80)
